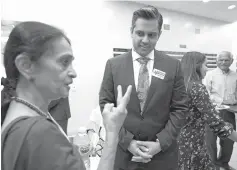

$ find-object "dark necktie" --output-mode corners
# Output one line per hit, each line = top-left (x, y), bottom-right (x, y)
(137, 57), (150, 112)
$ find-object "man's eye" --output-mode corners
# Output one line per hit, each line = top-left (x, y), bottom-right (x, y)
(62, 59), (70, 66)
(137, 31), (144, 36)
(149, 33), (157, 38)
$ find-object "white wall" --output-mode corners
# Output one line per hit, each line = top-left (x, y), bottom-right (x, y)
(1, 0), (236, 134)
(104, 1), (234, 53)
(229, 21), (237, 71)
(1, 0), (113, 134)
(103, 1), (236, 70)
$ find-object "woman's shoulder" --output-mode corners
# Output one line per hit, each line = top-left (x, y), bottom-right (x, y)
(1, 117), (63, 166)
(191, 81), (206, 91)
(2, 116), (59, 142)
(188, 81), (208, 98)
(192, 81), (204, 87)
(24, 117), (65, 142)
(2, 117), (85, 170)
(27, 117), (58, 132)
(3, 116), (71, 157)
(22, 116), (56, 131)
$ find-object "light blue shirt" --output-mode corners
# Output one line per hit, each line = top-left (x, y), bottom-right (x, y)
(203, 68), (237, 105)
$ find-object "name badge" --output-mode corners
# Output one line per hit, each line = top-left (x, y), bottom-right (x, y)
(152, 68), (166, 79)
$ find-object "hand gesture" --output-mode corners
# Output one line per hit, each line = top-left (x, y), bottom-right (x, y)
(102, 85), (132, 134)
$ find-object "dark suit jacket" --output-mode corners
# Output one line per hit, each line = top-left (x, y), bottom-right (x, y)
(99, 50), (188, 170)
(48, 97), (71, 133)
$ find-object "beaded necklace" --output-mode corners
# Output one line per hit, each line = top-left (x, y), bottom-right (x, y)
(12, 97), (69, 141)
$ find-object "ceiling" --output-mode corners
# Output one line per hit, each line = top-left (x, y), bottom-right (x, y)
(137, 1), (237, 23)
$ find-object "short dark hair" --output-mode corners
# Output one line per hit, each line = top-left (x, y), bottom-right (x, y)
(1, 21), (70, 125)
(131, 5), (163, 32)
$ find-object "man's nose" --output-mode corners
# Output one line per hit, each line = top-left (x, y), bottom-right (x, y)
(142, 35), (149, 43)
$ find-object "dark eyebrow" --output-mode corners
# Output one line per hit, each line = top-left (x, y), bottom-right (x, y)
(136, 30), (157, 34)
(60, 54), (74, 60)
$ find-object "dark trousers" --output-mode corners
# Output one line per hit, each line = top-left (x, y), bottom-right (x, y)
(118, 163), (177, 170)
(205, 109), (236, 168)
(119, 168), (146, 170)
(119, 168), (176, 170)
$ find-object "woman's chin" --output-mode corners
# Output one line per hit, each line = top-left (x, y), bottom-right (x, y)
(48, 87), (70, 101)
(61, 91), (69, 98)
(51, 91), (69, 101)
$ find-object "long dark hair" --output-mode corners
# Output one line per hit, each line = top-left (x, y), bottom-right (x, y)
(1, 21), (70, 126)
(180, 51), (206, 92)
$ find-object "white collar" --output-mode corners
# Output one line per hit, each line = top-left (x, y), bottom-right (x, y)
(216, 67), (232, 75)
(132, 49), (154, 61)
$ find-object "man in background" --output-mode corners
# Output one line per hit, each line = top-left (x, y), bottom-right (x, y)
(99, 5), (188, 170)
(204, 51), (237, 170)
(48, 97), (71, 134)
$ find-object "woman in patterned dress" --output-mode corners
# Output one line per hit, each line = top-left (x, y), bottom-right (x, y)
(178, 51), (237, 170)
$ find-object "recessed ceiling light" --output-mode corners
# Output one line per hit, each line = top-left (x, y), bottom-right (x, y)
(184, 22), (192, 28)
(228, 5), (236, 10)
(202, 0), (210, 3)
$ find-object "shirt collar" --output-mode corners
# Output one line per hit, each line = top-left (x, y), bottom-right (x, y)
(216, 67), (232, 75)
(132, 49), (154, 61)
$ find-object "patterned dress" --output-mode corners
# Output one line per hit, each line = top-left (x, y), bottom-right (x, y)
(178, 82), (233, 170)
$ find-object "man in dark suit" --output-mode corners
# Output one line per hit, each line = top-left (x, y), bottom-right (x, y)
(99, 5), (188, 170)
(48, 97), (71, 134)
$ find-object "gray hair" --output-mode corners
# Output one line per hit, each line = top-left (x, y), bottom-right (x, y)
(217, 51), (233, 61)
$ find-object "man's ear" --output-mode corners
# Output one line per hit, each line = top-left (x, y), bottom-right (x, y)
(230, 57), (234, 65)
(157, 30), (162, 40)
(130, 27), (134, 38)
(15, 54), (36, 81)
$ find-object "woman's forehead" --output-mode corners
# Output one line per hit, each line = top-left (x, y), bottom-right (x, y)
(42, 37), (73, 59)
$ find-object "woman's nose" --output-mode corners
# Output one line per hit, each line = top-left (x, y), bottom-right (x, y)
(68, 66), (77, 78)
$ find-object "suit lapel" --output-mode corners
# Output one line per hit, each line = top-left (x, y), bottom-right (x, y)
(143, 50), (164, 113)
(124, 51), (141, 113)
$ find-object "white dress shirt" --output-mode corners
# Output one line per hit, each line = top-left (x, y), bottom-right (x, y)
(132, 49), (154, 90)
(203, 67), (237, 105)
